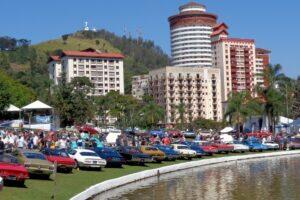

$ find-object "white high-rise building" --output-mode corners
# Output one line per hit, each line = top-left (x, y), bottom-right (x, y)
(48, 48), (124, 96)
(168, 2), (218, 67)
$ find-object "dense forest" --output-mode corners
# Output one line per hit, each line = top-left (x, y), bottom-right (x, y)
(0, 30), (170, 105)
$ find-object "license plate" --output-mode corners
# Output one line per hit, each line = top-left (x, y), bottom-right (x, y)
(93, 161), (97, 164)
(91, 165), (99, 168)
(7, 176), (17, 180)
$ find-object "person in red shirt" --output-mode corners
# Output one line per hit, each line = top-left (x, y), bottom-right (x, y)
(162, 137), (171, 145)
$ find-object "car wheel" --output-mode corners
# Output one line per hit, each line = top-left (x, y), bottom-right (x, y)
(241, 151), (245, 153)
(74, 160), (79, 169)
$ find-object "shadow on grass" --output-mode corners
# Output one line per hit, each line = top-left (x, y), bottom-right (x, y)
(4, 180), (28, 188)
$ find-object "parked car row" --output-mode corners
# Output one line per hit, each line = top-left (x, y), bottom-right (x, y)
(0, 136), (291, 188)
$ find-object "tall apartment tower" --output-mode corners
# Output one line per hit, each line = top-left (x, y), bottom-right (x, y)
(168, 2), (218, 67)
(211, 23), (257, 103)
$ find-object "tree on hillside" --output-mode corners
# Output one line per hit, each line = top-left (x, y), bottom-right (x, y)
(0, 80), (11, 112)
(95, 40), (100, 46)
(225, 91), (261, 137)
(62, 34), (69, 44)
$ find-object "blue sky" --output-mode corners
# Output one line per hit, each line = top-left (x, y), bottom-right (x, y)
(0, 0), (299, 78)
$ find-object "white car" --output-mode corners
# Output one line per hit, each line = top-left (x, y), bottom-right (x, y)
(0, 177), (3, 191)
(263, 141), (279, 150)
(171, 144), (197, 160)
(231, 142), (249, 153)
(68, 149), (107, 170)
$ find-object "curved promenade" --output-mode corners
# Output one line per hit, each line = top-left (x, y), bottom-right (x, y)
(71, 150), (300, 200)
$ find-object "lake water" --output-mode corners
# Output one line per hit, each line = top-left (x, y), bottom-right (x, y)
(94, 155), (300, 200)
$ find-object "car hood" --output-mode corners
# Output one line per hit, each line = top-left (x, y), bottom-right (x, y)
(24, 158), (53, 166)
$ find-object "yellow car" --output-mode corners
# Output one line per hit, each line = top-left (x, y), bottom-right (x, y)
(140, 146), (166, 163)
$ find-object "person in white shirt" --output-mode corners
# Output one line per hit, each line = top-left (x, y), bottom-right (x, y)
(33, 135), (39, 149)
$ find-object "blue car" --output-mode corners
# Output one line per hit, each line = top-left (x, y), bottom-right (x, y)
(94, 147), (124, 167)
(150, 130), (165, 138)
(154, 145), (180, 161)
(115, 146), (152, 165)
(177, 141), (205, 158)
(243, 138), (268, 152)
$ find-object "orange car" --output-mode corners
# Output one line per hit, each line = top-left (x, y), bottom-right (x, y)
(140, 146), (166, 163)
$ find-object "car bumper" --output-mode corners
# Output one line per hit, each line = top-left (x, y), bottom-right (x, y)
(27, 167), (54, 175)
(130, 157), (153, 163)
(1, 174), (29, 181)
(165, 155), (179, 160)
(78, 162), (106, 168)
(152, 156), (166, 161)
(57, 164), (76, 169)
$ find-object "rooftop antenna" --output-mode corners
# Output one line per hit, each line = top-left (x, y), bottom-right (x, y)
(84, 21), (89, 31)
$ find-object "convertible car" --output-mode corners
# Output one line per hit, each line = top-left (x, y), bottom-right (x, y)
(154, 145), (180, 161)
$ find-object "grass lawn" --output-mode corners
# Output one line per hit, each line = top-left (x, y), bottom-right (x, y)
(1, 151), (271, 200)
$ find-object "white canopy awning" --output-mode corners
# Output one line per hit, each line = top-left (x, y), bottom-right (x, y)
(5, 104), (21, 112)
(278, 116), (293, 125)
(22, 100), (52, 110)
(220, 127), (234, 133)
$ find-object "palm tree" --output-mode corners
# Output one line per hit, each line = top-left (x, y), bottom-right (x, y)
(176, 103), (186, 130)
(225, 91), (261, 137)
(256, 64), (285, 133)
(139, 101), (165, 129)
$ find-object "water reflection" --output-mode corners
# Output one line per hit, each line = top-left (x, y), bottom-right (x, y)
(94, 155), (300, 200)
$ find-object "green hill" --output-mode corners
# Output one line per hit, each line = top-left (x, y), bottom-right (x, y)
(0, 30), (170, 103)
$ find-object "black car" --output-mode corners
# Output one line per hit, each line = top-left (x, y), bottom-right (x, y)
(94, 147), (125, 167)
(115, 146), (152, 165)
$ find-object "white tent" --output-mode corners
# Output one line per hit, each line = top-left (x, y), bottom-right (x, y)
(220, 127), (234, 133)
(278, 116), (293, 125)
(22, 100), (52, 110)
(5, 104), (21, 112)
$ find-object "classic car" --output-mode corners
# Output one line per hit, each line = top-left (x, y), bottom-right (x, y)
(289, 137), (300, 150)
(211, 142), (234, 154)
(182, 131), (196, 138)
(231, 141), (250, 153)
(68, 149), (106, 170)
(243, 138), (268, 152)
(171, 144), (196, 160)
(177, 141), (205, 158)
(167, 130), (183, 138)
(140, 146), (166, 163)
(0, 154), (29, 185)
(94, 147), (124, 167)
(41, 148), (76, 173)
(18, 150), (54, 178)
(115, 146), (152, 165)
(194, 141), (218, 156)
(262, 141), (279, 150)
(154, 145), (180, 161)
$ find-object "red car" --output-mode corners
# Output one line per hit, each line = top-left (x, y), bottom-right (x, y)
(194, 141), (218, 156)
(41, 148), (76, 173)
(211, 142), (234, 154)
(167, 130), (183, 138)
(0, 154), (29, 185)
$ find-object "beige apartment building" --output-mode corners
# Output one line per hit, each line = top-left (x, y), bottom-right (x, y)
(149, 66), (222, 124)
(131, 74), (149, 100)
(48, 48), (125, 96)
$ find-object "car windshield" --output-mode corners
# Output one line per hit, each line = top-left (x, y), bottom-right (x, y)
(0, 155), (19, 164)
(50, 150), (69, 157)
(159, 146), (172, 151)
(24, 152), (46, 160)
(177, 146), (188, 149)
(80, 152), (98, 157)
